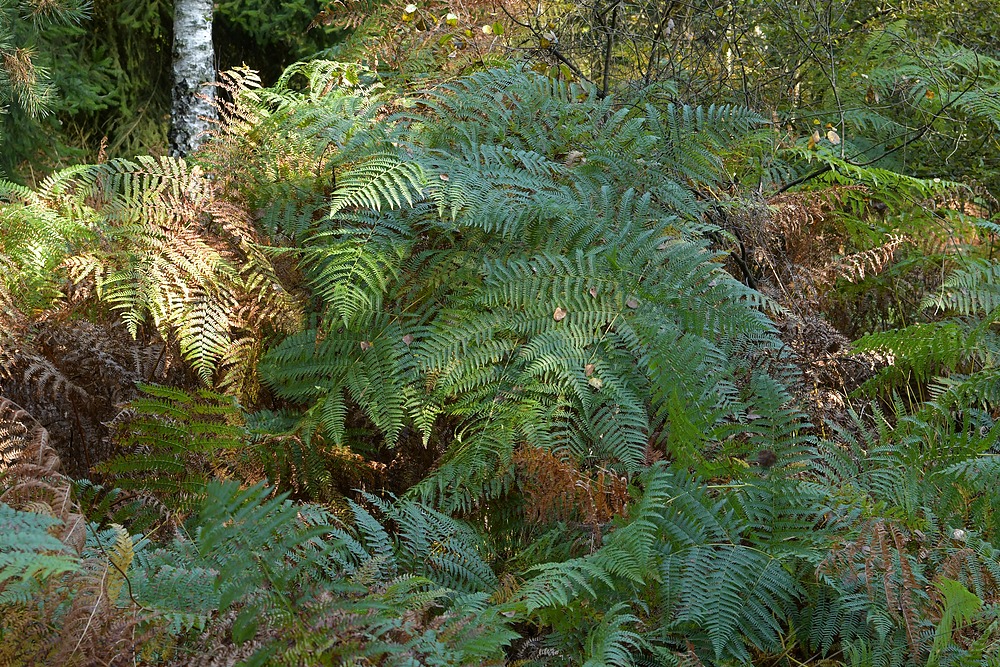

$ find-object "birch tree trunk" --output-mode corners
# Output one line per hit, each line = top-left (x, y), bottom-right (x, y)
(170, 0), (216, 156)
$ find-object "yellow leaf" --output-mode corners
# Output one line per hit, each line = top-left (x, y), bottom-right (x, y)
(808, 129), (821, 149)
(106, 524), (134, 604)
(826, 128), (841, 145)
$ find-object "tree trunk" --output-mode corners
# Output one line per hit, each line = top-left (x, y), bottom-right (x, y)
(170, 0), (216, 157)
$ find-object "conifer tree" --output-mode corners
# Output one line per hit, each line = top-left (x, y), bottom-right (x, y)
(0, 0), (88, 157)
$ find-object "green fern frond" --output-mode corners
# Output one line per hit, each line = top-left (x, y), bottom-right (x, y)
(0, 503), (78, 587)
(923, 260), (1000, 316)
(96, 384), (246, 508)
(259, 315), (411, 445)
(330, 152), (424, 215)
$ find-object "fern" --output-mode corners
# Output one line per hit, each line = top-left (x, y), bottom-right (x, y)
(121, 479), (515, 664)
(243, 65), (803, 508)
(582, 603), (647, 667)
(95, 384), (247, 509)
(1, 154), (305, 391)
(0, 503), (79, 587)
(18, 50), (1000, 666)
(343, 491), (499, 594)
(856, 258), (1000, 403)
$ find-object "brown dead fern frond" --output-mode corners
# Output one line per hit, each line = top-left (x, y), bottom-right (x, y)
(828, 234), (905, 284)
(821, 519), (927, 663)
(0, 396), (38, 471)
(0, 399), (161, 667)
(0, 397), (87, 558)
(513, 446), (629, 534)
(712, 187), (871, 315)
(0, 398), (80, 538)
(0, 397), (58, 475)
(1, 310), (181, 476)
(767, 186), (866, 236)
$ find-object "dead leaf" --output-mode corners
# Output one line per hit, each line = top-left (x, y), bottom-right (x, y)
(588, 376), (603, 390)
(588, 286), (598, 298)
(402, 334), (414, 346)
(564, 150), (585, 167)
(553, 307), (568, 321)
(584, 363), (595, 377)
(808, 129), (821, 149)
(625, 298), (639, 309)
(360, 341), (372, 351)
(826, 128), (841, 145)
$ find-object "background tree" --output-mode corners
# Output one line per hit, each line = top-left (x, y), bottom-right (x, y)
(170, 0), (215, 155)
(0, 0), (89, 170)
(1, 0), (340, 179)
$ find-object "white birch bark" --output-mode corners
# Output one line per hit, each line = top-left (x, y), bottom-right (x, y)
(170, 0), (216, 156)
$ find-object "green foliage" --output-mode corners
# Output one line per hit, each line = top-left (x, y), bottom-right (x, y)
(124, 479), (516, 665)
(96, 384), (247, 509)
(0, 503), (78, 588)
(0, 0), (89, 120)
(928, 578), (983, 667)
(9, 19), (1000, 663)
(1, 153), (301, 389)
(0, 168), (96, 312)
(856, 257), (1000, 406)
(1, 0), (171, 175)
(344, 491), (499, 593)
(241, 64), (801, 525)
(4, 0), (348, 178)
(216, 0), (341, 78)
